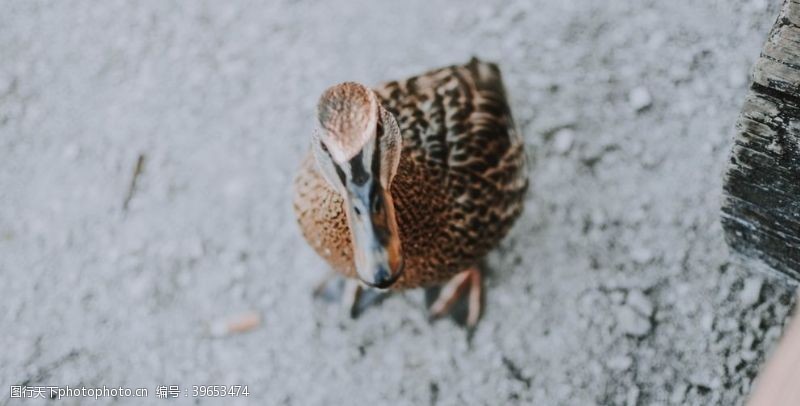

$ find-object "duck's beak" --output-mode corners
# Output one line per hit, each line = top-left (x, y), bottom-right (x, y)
(345, 182), (404, 289)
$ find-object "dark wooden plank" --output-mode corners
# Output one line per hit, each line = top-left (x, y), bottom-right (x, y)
(722, 0), (800, 279)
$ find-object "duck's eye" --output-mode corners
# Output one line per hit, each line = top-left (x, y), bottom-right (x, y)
(376, 120), (384, 139)
(333, 163), (346, 184)
(372, 192), (382, 213)
(353, 206), (362, 216)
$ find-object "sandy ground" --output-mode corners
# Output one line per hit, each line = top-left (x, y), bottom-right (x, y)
(2, 0), (799, 405)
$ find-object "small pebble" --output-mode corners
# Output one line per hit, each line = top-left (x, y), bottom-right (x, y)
(688, 372), (714, 388)
(607, 355), (633, 371)
(647, 31), (667, 49)
(700, 312), (714, 331)
(740, 350), (758, 362)
(629, 87), (652, 111)
(63, 144), (79, 161)
(617, 306), (652, 337)
(552, 128), (575, 154)
(627, 290), (654, 317)
(740, 277), (763, 307)
(631, 247), (653, 264)
(626, 385), (640, 406)
(749, 0), (767, 11)
(224, 177), (248, 201)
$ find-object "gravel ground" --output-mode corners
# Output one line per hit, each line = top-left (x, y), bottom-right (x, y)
(2, 0), (799, 405)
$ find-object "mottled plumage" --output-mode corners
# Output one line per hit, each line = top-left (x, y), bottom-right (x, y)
(293, 58), (527, 291)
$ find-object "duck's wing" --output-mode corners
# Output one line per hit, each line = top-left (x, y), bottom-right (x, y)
(373, 57), (528, 199)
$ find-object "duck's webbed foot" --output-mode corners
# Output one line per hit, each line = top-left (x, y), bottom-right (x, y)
(313, 273), (389, 318)
(428, 266), (483, 328)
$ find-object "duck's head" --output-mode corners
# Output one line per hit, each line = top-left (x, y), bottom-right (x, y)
(312, 82), (404, 289)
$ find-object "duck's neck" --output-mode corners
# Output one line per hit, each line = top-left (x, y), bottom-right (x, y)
(387, 150), (418, 198)
(388, 149), (448, 222)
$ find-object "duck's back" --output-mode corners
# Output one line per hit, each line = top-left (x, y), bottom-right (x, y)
(375, 58), (526, 194)
(375, 58), (527, 280)
(294, 58), (528, 288)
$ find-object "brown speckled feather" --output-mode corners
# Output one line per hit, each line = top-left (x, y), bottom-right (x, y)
(293, 58), (528, 289)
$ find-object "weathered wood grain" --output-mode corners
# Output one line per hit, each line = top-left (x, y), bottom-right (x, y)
(722, 0), (800, 279)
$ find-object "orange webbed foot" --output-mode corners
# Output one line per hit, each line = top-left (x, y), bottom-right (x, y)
(429, 266), (482, 328)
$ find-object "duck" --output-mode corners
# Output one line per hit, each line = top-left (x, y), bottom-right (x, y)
(293, 57), (528, 327)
